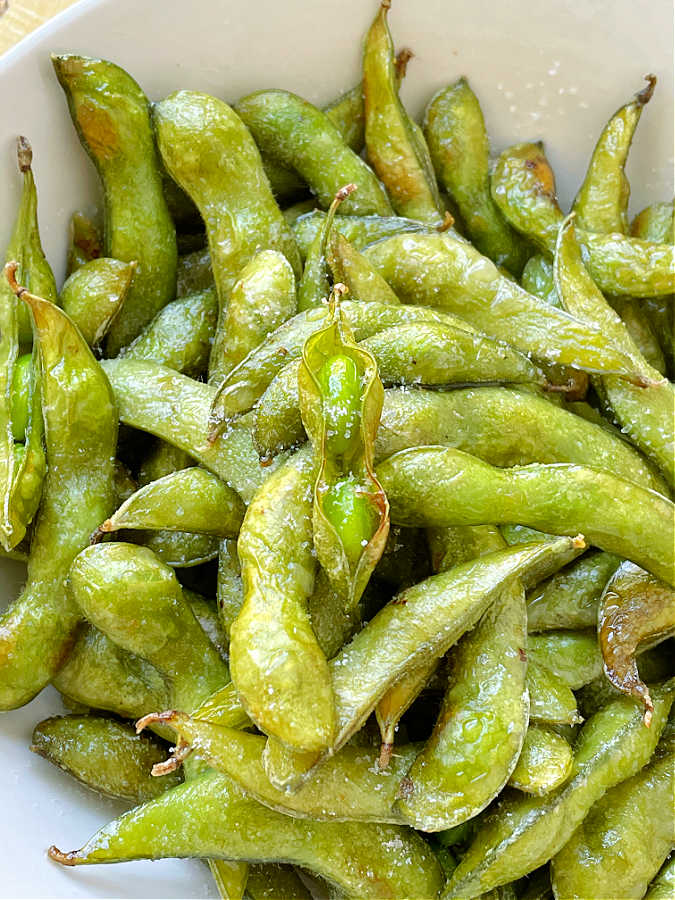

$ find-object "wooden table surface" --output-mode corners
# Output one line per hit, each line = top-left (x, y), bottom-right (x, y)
(0, 0), (79, 56)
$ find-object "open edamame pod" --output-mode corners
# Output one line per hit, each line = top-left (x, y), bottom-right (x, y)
(554, 215), (674, 489)
(598, 560), (675, 724)
(363, 1), (444, 225)
(423, 77), (529, 274)
(92, 467), (244, 541)
(551, 720), (674, 899)
(443, 679), (675, 897)
(47, 768), (444, 900)
(61, 257), (136, 349)
(52, 55), (177, 355)
(377, 446), (675, 585)
(0, 269), (117, 710)
(299, 295), (389, 608)
(230, 446), (335, 752)
(31, 716), (182, 803)
(235, 91), (392, 217)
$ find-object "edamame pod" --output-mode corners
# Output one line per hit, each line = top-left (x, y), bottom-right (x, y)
(139, 710), (416, 824)
(292, 210), (427, 259)
(326, 231), (401, 306)
(423, 77), (528, 274)
(211, 251), (297, 382)
(52, 55), (177, 355)
(363, 1), (444, 225)
(554, 216), (674, 488)
(377, 447), (675, 585)
(364, 232), (652, 381)
(645, 855), (675, 900)
(572, 76), (656, 234)
(507, 726), (573, 796)
(551, 722), (674, 899)
(121, 288), (217, 377)
(92, 467), (244, 540)
(48, 768), (444, 900)
(443, 679), (675, 897)
(397, 527), (529, 831)
(231, 447), (334, 751)
(31, 716), (181, 803)
(526, 662), (582, 726)
(299, 298), (389, 607)
(61, 257), (136, 349)
(0, 273), (117, 709)
(235, 91), (392, 217)
(599, 560), (675, 723)
(527, 630), (603, 689)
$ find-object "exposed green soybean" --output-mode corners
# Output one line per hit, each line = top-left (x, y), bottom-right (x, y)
(52, 55), (177, 355)
(31, 716), (181, 803)
(377, 446), (675, 585)
(235, 90), (392, 217)
(9, 352), (31, 442)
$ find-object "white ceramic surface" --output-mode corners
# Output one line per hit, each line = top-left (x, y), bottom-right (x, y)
(0, 0), (673, 897)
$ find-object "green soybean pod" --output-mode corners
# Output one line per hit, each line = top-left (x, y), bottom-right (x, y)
(52, 55), (177, 355)
(61, 257), (136, 349)
(66, 211), (102, 276)
(507, 726), (573, 795)
(527, 630), (603, 689)
(423, 77), (528, 274)
(526, 662), (582, 726)
(153, 91), (300, 331)
(47, 768), (444, 900)
(551, 723), (674, 898)
(397, 526), (529, 832)
(363, 1), (444, 225)
(521, 254), (559, 307)
(211, 250), (297, 382)
(645, 855), (675, 900)
(92, 467), (244, 540)
(235, 91), (392, 217)
(442, 679), (675, 897)
(377, 446), (675, 586)
(120, 288), (217, 377)
(292, 209), (428, 259)
(327, 230), (401, 306)
(231, 446), (334, 751)
(554, 215), (674, 489)
(31, 716), (181, 803)
(572, 76), (656, 234)
(0, 273), (117, 710)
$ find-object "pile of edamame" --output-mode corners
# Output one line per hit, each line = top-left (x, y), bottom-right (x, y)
(1, 1), (673, 897)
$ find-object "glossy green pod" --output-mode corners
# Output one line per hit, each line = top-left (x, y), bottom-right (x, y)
(609, 295), (666, 374)
(265, 536), (580, 790)
(554, 215), (674, 489)
(551, 722), (674, 899)
(47, 768), (444, 899)
(138, 440), (193, 485)
(31, 716), (181, 803)
(52, 55), (177, 355)
(363, 1), (444, 225)
(572, 76), (656, 234)
(211, 250), (297, 382)
(93, 467), (244, 540)
(139, 709), (416, 824)
(442, 679), (675, 897)
(507, 726), (573, 795)
(527, 630), (603, 689)
(491, 141), (675, 297)
(364, 232), (651, 381)
(375, 658), (438, 767)
(423, 77), (528, 273)
(66, 211), (102, 276)
(230, 446), (334, 751)
(0, 278), (117, 710)
(645, 855), (675, 900)
(598, 560), (675, 722)
(292, 209), (428, 259)
(153, 91), (300, 329)
(526, 550), (621, 632)
(100, 358), (283, 504)
(299, 299), (389, 608)
(326, 230), (401, 306)
(235, 91), (392, 217)
(377, 446), (675, 585)
(397, 527), (529, 831)
(121, 288), (217, 377)
(61, 257), (136, 348)
(520, 254), (558, 307)
(526, 662), (582, 726)
(217, 538), (243, 640)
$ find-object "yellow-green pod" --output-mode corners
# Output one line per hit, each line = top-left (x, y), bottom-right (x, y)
(61, 257), (136, 349)
(507, 725), (573, 795)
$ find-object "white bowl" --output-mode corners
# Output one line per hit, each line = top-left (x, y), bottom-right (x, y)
(0, 1), (673, 897)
